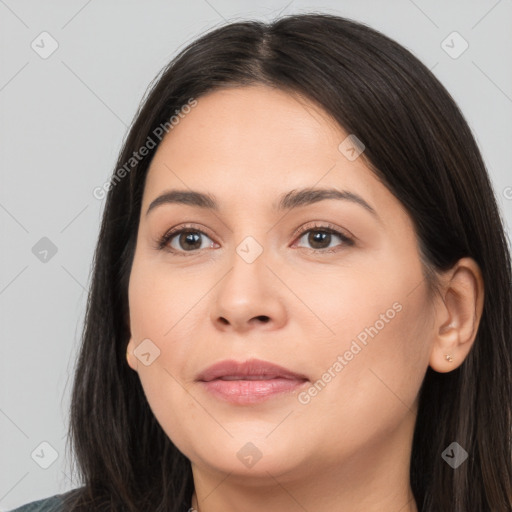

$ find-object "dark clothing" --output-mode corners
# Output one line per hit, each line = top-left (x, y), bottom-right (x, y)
(8, 491), (191, 512)
(8, 494), (65, 512)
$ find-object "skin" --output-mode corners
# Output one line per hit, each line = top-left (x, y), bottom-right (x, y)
(126, 84), (484, 512)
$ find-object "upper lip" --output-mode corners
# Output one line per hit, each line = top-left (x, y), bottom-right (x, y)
(196, 358), (309, 382)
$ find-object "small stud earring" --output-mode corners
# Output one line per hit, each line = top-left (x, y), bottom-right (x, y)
(444, 354), (454, 362)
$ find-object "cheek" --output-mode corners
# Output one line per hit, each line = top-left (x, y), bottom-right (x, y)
(127, 265), (202, 451)
(128, 258), (202, 346)
(135, 363), (202, 463)
(127, 257), (211, 413)
(300, 265), (431, 440)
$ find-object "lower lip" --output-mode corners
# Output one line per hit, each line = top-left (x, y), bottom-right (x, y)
(199, 378), (308, 404)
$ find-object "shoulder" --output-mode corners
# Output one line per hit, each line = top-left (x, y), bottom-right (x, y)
(8, 492), (67, 512)
(7, 489), (191, 512)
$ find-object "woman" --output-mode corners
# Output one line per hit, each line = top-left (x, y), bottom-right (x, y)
(11, 12), (511, 512)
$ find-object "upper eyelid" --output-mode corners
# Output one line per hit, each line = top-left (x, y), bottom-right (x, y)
(164, 223), (216, 242)
(295, 221), (351, 237)
(163, 222), (349, 239)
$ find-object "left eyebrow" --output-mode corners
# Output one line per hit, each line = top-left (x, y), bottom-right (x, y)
(146, 186), (379, 221)
(273, 187), (379, 220)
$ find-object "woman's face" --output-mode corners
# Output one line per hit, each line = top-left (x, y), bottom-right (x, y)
(127, 85), (435, 485)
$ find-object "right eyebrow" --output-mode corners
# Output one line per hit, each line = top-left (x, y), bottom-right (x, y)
(146, 190), (218, 216)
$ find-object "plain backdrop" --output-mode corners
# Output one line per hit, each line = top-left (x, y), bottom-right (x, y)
(1, 0), (511, 509)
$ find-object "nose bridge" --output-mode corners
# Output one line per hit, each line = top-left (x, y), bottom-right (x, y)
(235, 232), (267, 266)
(224, 232), (271, 299)
(211, 229), (286, 330)
(225, 209), (273, 274)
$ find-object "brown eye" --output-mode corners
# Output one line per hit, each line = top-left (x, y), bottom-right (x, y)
(158, 225), (216, 254)
(294, 223), (354, 253)
(172, 230), (205, 251)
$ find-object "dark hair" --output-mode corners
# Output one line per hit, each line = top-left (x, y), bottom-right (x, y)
(61, 12), (512, 512)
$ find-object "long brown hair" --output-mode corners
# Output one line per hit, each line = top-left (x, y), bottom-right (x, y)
(61, 13), (512, 511)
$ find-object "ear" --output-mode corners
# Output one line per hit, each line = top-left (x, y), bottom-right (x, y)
(429, 257), (484, 373)
(124, 307), (139, 372)
(126, 336), (139, 372)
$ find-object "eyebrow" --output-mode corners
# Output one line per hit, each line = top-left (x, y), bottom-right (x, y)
(146, 187), (379, 220)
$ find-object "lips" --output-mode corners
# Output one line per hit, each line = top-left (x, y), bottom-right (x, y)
(196, 358), (309, 405)
(196, 358), (308, 383)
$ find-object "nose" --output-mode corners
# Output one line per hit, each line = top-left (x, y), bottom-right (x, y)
(211, 247), (287, 333)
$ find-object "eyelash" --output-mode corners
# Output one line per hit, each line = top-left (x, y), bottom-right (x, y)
(156, 222), (354, 256)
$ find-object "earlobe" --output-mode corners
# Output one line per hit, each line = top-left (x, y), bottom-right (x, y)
(126, 337), (138, 372)
(428, 257), (484, 373)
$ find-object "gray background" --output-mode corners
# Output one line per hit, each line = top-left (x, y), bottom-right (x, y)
(1, 0), (511, 509)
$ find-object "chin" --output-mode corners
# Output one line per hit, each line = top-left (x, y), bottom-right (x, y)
(188, 435), (311, 481)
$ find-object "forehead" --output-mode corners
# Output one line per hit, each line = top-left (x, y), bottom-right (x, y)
(160, 85), (342, 157)
(141, 85), (405, 232)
